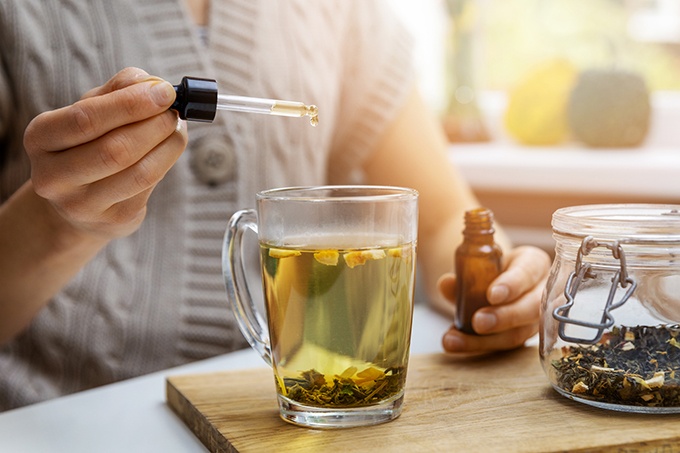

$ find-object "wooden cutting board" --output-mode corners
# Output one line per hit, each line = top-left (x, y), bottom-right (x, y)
(166, 347), (680, 453)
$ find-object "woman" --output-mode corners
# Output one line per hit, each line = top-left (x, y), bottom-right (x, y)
(0, 0), (549, 411)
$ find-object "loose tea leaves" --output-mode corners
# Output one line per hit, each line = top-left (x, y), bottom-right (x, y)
(552, 325), (680, 407)
(278, 366), (405, 408)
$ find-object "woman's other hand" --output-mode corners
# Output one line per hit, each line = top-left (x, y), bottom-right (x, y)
(440, 245), (551, 353)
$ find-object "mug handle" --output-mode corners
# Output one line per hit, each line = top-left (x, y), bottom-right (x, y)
(222, 209), (272, 366)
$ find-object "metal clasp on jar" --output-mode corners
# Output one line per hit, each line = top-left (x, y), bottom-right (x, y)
(553, 236), (637, 344)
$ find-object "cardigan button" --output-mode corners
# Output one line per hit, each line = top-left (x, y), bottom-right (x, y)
(190, 136), (235, 186)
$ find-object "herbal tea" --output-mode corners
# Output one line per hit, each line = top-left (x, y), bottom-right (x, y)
(261, 241), (415, 408)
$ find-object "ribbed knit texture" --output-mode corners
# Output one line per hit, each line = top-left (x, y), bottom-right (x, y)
(0, 0), (414, 411)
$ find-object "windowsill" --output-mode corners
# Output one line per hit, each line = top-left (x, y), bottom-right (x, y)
(448, 139), (680, 254)
(450, 90), (680, 201)
(449, 142), (680, 200)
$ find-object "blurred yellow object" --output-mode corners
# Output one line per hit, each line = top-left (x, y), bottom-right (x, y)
(504, 59), (578, 146)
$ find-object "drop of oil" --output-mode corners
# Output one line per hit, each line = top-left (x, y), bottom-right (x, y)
(306, 105), (319, 127)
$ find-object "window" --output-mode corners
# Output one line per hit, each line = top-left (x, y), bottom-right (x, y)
(390, 0), (680, 146)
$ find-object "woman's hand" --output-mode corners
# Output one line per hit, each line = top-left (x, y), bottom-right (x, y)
(440, 245), (551, 353)
(23, 67), (187, 240)
(1, 67), (188, 344)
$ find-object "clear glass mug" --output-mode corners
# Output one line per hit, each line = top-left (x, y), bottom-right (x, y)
(222, 186), (418, 428)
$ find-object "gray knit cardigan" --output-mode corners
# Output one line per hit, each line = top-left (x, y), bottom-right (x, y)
(0, 0), (413, 411)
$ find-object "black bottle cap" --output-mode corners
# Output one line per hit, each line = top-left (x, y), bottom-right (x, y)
(171, 76), (218, 122)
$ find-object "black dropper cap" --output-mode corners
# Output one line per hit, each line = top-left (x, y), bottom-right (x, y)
(171, 76), (218, 122)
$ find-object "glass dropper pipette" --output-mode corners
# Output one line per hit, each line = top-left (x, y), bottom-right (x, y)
(216, 95), (319, 126)
(171, 76), (318, 126)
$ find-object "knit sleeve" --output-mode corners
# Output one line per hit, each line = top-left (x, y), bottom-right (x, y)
(0, 3), (22, 202)
(0, 64), (9, 149)
(0, 5), (11, 146)
(327, 0), (416, 183)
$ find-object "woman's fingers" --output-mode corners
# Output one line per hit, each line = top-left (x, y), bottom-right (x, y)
(472, 275), (546, 334)
(442, 322), (539, 353)
(45, 116), (186, 234)
(33, 109), (180, 194)
(24, 77), (176, 154)
(79, 67), (153, 99)
(487, 245), (551, 305)
(437, 273), (456, 302)
(85, 121), (187, 206)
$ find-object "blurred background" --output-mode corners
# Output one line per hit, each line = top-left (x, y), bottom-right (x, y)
(390, 0), (680, 255)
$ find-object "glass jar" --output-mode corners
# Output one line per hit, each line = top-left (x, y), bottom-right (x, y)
(540, 204), (680, 413)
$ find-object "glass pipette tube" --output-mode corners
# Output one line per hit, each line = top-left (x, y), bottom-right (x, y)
(217, 95), (319, 126)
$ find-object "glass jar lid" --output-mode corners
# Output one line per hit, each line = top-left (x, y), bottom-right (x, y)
(553, 204), (680, 244)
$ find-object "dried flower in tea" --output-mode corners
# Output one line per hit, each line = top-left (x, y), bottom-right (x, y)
(278, 366), (405, 408)
(552, 325), (680, 407)
(343, 250), (387, 269)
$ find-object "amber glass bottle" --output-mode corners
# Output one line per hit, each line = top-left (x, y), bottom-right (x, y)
(454, 208), (503, 334)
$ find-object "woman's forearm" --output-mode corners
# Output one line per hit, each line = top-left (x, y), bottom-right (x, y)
(0, 181), (108, 345)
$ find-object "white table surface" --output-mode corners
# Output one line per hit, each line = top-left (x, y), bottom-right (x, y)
(0, 304), (454, 453)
